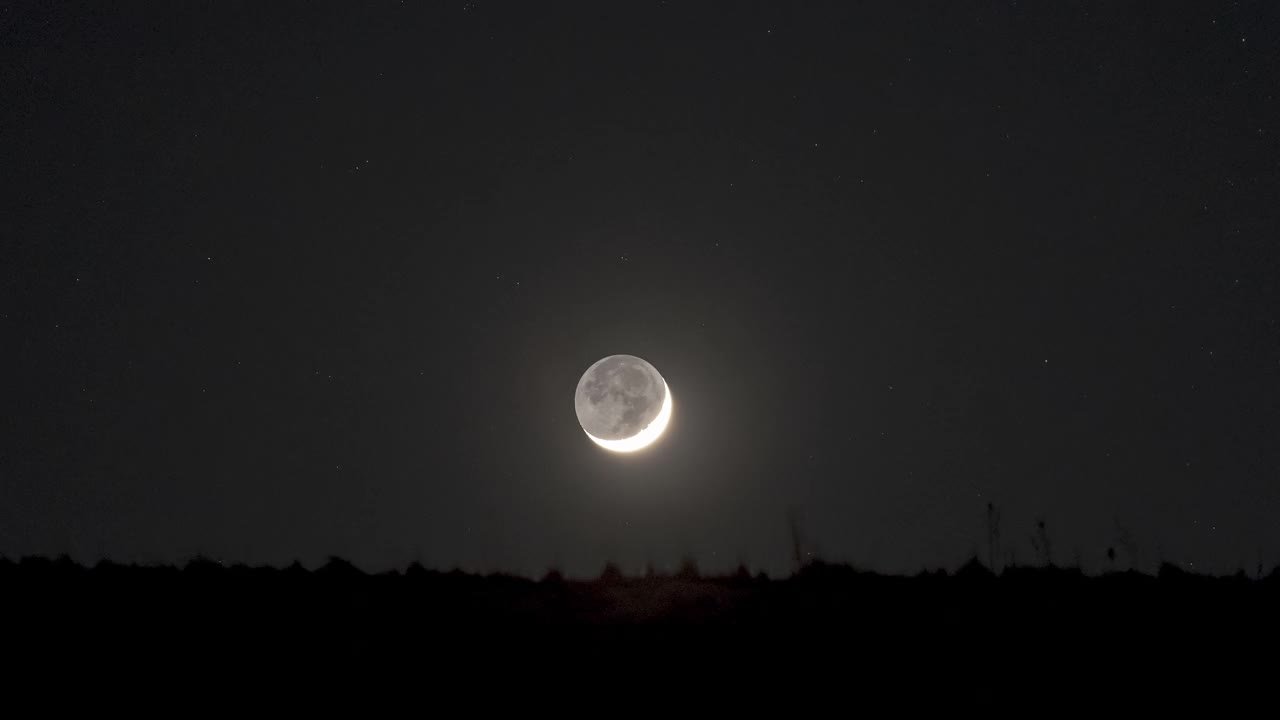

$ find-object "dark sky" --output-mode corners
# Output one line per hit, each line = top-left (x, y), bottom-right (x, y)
(3, 1), (1278, 577)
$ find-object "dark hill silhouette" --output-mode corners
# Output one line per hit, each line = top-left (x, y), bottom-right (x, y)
(3, 553), (1278, 695)
(5, 555), (1279, 627)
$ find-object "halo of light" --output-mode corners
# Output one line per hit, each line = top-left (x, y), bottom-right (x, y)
(583, 382), (672, 452)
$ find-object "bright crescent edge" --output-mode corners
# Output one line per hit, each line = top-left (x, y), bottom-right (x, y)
(583, 382), (672, 453)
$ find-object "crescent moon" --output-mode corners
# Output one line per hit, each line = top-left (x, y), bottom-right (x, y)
(584, 382), (672, 452)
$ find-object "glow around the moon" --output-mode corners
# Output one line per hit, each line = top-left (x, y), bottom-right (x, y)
(583, 382), (672, 452)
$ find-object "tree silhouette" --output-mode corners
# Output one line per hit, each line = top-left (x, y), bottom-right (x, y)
(676, 556), (700, 580)
(1030, 518), (1053, 567)
(986, 502), (1003, 573)
(599, 562), (624, 583)
(788, 507), (807, 572)
(1113, 518), (1140, 571)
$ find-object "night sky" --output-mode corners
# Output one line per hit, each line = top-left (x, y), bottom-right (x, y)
(4, 2), (1278, 578)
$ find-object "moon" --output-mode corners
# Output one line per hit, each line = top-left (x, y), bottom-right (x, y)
(574, 355), (672, 452)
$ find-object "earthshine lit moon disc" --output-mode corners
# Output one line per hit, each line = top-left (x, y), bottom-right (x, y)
(574, 355), (671, 452)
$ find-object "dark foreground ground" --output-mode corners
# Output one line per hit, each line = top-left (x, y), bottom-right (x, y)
(5, 556), (1276, 695)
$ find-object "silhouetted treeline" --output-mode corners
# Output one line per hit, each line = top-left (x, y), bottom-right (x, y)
(7, 555), (1277, 698)
(5, 555), (1280, 637)
(3, 555), (1269, 702)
